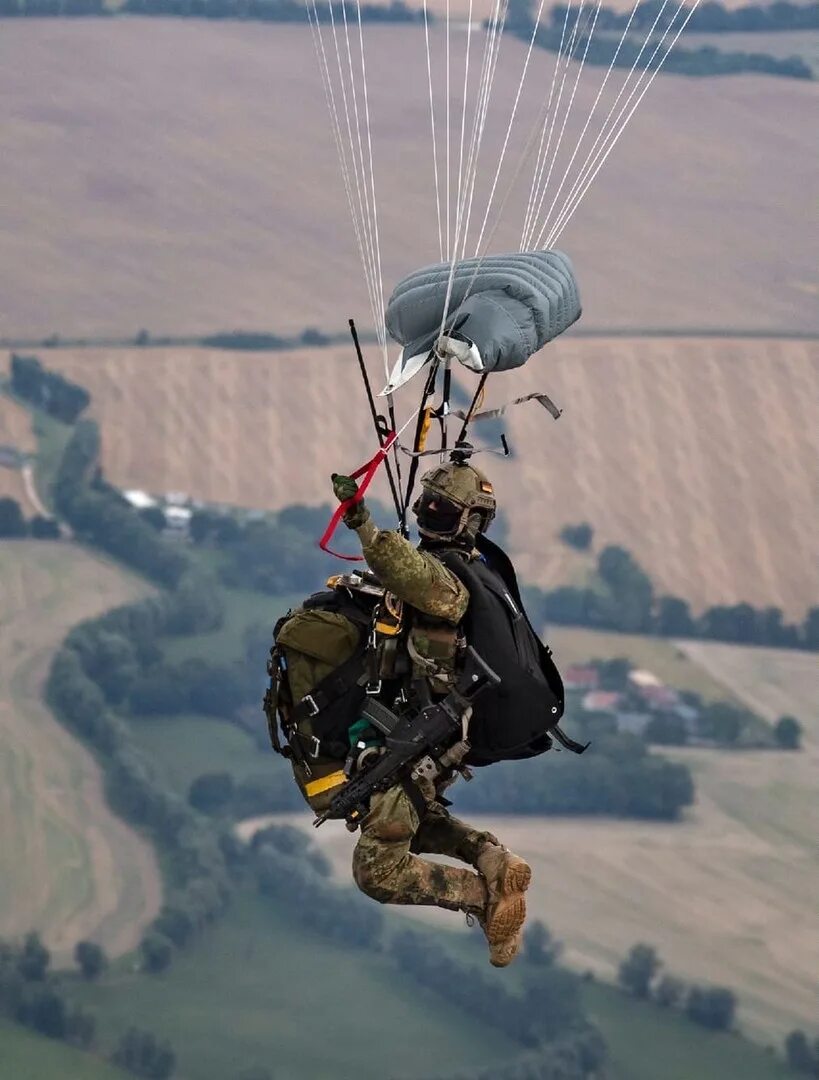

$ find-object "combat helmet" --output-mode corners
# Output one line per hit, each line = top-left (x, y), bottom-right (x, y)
(413, 457), (497, 540)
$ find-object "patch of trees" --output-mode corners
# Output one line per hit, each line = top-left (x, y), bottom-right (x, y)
(774, 715), (803, 749)
(0, 932), (96, 1055)
(617, 943), (737, 1032)
(525, 542), (818, 651)
(555, 1), (819, 34)
(113, 1027), (176, 1079)
(456, 731), (695, 820)
(46, 610), (233, 976)
(74, 941), (107, 981)
(0, 0), (424, 20)
(53, 420), (193, 586)
(784, 1030), (819, 1076)
(559, 522), (594, 551)
(9, 353), (90, 423)
(0, 497), (60, 539)
(641, 692), (774, 748)
(255, 840), (384, 950)
(122, 0), (423, 21)
(395, 928), (607, 1078)
(187, 770), (305, 820)
(526, 4), (815, 79)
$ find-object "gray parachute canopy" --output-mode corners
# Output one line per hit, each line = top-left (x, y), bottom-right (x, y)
(383, 249), (580, 393)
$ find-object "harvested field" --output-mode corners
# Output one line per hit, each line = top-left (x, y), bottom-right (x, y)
(0, 542), (161, 959)
(244, 643), (819, 1042)
(37, 335), (819, 618)
(675, 638), (819, 731)
(0, 21), (816, 338)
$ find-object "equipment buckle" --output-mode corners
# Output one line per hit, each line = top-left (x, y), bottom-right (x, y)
(308, 735), (321, 759)
(366, 679), (382, 696)
(302, 694), (320, 718)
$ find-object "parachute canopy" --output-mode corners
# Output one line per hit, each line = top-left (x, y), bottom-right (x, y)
(383, 249), (581, 393)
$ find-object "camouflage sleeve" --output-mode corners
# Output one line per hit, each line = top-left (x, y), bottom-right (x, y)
(354, 518), (468, 623)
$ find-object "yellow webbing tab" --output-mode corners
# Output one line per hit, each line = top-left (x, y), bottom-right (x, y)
(305, 770), (347, 798)
(417, 408), (433, 452)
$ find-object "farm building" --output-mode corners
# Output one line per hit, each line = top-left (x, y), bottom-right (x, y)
(564, 665), (599, 691)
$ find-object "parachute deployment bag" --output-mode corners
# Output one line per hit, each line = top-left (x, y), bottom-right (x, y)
(265, 588), (377, 812)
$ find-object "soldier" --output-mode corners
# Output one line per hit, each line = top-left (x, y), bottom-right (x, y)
(331, 459), (533, 968)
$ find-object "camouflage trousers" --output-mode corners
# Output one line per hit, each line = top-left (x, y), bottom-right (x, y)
(352, 781), (500, 914)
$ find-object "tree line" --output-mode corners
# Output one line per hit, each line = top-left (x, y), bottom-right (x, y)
(412, 922), (607, 1080)
(9, 353), (90, 424)
(0, 498), (59, 539)
(54, 419), (191, 586)
(457, 729), (695, 820)
(526, 536), (819, 652)
(618, 942), (738, 1029)
(508, 1), (815, 79)
(615, 940), (819, 1076)
(46, 591), (236, 978)
(553, 0), (819, 34)
(0, 0), (423, 20)
(0, 931), (176, 1078)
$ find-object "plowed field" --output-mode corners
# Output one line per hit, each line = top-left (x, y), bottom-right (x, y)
(36, 335), (819, 619)
(0, 542), (161, 959)
(0, 20), (816, 338)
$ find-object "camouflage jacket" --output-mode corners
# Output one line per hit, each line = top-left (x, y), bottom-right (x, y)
(354, 518), (469, 686)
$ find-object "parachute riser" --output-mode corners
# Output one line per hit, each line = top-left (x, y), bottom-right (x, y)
(348, 319), (406, 534)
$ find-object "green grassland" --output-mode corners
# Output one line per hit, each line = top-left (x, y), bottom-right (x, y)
(70, 889), (521, 1080)
(130, 714), (269, 795)
(0, 381), (73, 514)
(161, 586), (299, 665)
(386, 918), (794, 1080)
(547, 624), (742, 702)
(0, 1018), (127, 1080)
(583, 980), (793, 1080)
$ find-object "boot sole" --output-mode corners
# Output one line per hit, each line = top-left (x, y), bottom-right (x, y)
(484, 857), (532, 944)
(500, 858), (532, 895)
(486, 895), (526, 943)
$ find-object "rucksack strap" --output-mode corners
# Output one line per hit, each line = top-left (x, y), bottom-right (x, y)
(291, 648), (369, 724)
(551, 724), (589, 754)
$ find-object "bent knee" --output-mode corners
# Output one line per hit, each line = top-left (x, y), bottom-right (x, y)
(352, 845), (409, 904)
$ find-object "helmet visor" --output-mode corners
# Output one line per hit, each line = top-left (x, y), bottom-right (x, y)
(415, 491), (464, 537)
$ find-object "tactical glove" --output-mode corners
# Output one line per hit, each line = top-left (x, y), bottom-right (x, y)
(331, 473), (370, 530)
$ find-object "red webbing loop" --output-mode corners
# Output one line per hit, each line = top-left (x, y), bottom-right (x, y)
(319, 432), (397, 560)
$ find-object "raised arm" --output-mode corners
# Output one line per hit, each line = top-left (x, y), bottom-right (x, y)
(331, 474), (468, 623)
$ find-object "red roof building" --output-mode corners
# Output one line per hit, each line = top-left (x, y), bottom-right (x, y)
(564, 665), (599, 691)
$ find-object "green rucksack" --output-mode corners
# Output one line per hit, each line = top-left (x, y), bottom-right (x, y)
(264, 575), (387, 812)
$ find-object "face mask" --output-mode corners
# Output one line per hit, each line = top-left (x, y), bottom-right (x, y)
(415, 492), (464, 536)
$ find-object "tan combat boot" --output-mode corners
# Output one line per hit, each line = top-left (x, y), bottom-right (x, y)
(475, 844), (531, 967)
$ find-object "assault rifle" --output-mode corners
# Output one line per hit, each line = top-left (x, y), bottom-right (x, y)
(313, 647), (500, 828)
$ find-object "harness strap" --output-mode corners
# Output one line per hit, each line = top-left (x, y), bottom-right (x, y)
(401, 774), (429, 822)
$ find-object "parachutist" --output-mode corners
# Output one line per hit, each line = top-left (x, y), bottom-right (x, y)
(265, 457), (583, 969)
